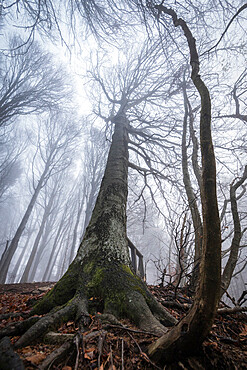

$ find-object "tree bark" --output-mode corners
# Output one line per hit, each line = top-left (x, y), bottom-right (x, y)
(181, 82), (203, 271)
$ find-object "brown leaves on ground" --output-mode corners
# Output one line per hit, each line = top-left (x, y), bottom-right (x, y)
(0, 282), (247, 369)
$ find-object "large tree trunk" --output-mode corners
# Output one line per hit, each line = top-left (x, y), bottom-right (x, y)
(14, 108), (176, 349)
(148, 5), (221, 364)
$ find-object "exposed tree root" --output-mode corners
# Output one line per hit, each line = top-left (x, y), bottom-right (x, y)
(14, 295), (79, 349)
(0, 312), (29, 321)
(0, 316), (40, 340)
(6, 262), (177, 351)
(39, 340), (74, 370)
(124, 291), (167, 336)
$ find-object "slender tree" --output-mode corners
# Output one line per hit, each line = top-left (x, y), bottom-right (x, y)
(0, 113), (80, 283)
(147, 4), (221, 363)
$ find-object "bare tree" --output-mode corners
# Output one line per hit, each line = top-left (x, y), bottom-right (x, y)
(0, 127), (23, 200)
(0, 112), (81, 283)
(20, 179), (61, 283)
(0, 37), (71, 127)
(221, 165), (247, 294)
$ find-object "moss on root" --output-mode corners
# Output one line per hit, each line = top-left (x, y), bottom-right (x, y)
(32, 262), (79, 315)
(26, 256), (175, 345)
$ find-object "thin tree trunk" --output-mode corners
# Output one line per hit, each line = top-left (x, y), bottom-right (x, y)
(181, 82), (203, 267)
(0, 172), (46, 284)
(29, 221), (53, 282)
(68, 190), (85, 264)
(9, 217), (39, 283)
(221, 165), (247, 295)
(42, 215), (66, 281)
(148, 5), (221, 364)
(20, 188), (56, 283)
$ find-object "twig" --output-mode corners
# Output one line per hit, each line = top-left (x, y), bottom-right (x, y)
(121, 338), (124, 370)
(222, 288), (237, 306)
(110, 344), (114, 368)
(201, 3), (247, 55)
(97, 331), (106, 368)
(127, 331), (162, 370)
(39, 341), (73, 370)
(74, 332), (82, 370)
(237, 290), (247, 306)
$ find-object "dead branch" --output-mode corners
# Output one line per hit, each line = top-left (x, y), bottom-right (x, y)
(217, 306), (247, 315)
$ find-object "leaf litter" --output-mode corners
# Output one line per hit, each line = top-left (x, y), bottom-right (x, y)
(0, 282), (246, 369)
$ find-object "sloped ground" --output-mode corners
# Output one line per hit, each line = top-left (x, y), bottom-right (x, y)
(0, 282), (246, 369)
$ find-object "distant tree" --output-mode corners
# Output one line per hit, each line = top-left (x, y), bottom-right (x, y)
(0, 37), (71, 127)
(0, 127), (23, 201)
(220, 165), (247, 295)
(20, 179), (61, 283)
(0, 113), (81, 284)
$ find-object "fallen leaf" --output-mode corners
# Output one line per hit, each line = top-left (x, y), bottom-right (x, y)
(84, 351), (94, 360)
(109, 365), (116, 370)
(239, 324), (247, 336)
(26, 352), (46, 365)
(21, 346), (32, 354)
(85, 347), (95, 353)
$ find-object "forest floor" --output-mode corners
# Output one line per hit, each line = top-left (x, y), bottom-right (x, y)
(0, 282), (246, 369)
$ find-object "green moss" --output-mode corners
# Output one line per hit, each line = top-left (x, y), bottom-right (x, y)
(83, 261), (95, 274)
(104, 292), (128, 317)
(32, 262), (78, 315)
(121, 264), (134, 276)
(86, 267), (104, 290)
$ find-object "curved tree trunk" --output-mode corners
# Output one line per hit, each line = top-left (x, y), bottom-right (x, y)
(221, 165), (247, 296)
(148, 5), (221, 364)
(181, 82), (203, 287)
